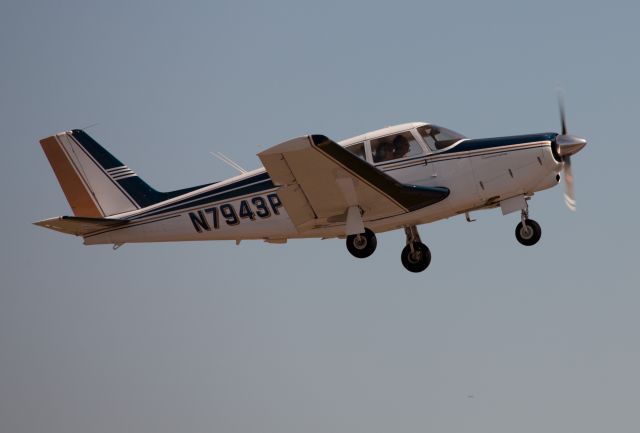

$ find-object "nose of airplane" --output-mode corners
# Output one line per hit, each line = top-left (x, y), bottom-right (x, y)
(555, 134), (587, 157)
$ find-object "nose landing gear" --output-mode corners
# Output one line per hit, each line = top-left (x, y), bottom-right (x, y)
(515, 207), (542, 246)
(401, 226), (431, 273)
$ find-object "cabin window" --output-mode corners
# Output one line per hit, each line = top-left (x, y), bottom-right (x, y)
(371, 131), (423, 163)
(417, 125), (465, 151)
(345, 142), (366, 160)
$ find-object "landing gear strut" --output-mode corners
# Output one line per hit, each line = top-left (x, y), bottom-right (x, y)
(401, 226), (431, 273)
(346, 228), (377, 258)
(515, 206), (541, 246)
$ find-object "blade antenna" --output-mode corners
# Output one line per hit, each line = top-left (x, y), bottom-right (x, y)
(78, 122), (100, 131)
(210, 151), (247, 174)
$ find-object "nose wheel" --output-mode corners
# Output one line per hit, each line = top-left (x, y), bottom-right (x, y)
(401, 226), (431, 273)
(515, 207), (541, 246)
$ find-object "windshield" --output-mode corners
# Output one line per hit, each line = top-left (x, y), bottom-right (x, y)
(417, 124), (465, 151)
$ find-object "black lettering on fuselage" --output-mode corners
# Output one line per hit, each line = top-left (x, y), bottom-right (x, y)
(267, 193), (283, 215)
(220, 204), (239, 225)
(188, 194), (282, 234)
(189, 210), (210, 232)
(205, 207), (219, 229)
(252, 196), (271, 218)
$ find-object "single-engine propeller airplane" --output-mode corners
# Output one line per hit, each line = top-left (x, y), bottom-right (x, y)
(35, 100), (586, 272)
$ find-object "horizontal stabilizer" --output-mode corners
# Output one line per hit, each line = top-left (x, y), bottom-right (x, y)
(34, 216), (128, 236)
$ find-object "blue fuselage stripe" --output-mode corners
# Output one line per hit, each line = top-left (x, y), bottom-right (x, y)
(129, 176), (274, 220)
(441, 133), (557, 154)
(119, 132), (556, 223)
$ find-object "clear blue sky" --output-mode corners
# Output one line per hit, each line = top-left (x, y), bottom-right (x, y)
(2, 1), (639, 432)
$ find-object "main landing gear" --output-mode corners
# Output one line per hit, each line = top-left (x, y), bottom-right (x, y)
(346, 228), (377, 258)
(345, 226), (432, 273)
(401, 226), (431, 273)
(515, 206), (542, 246)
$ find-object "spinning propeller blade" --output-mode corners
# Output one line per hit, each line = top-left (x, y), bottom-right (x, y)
(563, 156), (576, 211)
(554, 93), (586, 211)
(558, 92), (568, 136)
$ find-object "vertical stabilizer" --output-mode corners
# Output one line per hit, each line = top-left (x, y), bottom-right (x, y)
(40, 128), (177, 217)
(40, 129), (214, 217)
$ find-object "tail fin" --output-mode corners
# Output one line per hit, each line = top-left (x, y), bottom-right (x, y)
(40, 130), (207, 217)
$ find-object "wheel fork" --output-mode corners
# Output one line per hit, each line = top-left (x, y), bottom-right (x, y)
(520, 202), (534, 236)
(404, 226), (422, 254)
(520, 203), (529, 228)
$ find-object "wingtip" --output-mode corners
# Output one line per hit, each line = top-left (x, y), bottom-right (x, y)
(310, 134), (331, 146)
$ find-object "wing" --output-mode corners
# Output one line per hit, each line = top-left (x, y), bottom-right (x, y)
(258, 134), (449, 233)
(34, 216), (128, 236)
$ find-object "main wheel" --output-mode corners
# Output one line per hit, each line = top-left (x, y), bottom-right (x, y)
(515, 219), (542, 246)
(346, 228), (377, 258)
(401, 242), (431, 273)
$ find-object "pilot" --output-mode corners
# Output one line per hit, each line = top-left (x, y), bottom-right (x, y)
(377, 142), (395, 162)
(392, 135), (410, 159)
(424, 126), (441, 148)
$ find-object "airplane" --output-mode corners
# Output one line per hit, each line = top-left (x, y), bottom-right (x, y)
(34, 102), (586, 272)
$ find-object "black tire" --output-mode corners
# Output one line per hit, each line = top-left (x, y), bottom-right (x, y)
(346, 228), (377, 258)
(515, 219), (542, 246)
(401, 242), (431, 273)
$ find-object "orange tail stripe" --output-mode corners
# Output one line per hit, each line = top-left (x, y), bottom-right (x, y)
(40, 136), (103, 217)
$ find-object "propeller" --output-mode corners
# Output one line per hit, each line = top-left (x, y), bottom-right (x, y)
(554, 93), (586, 211)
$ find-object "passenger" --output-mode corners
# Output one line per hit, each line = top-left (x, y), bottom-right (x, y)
(393, 135), (410, 159)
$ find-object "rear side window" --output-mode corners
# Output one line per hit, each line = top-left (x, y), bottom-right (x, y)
(345, 142), (366, 160)
(371, 131), (423, 163)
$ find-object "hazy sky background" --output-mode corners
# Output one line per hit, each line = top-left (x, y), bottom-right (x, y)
(2, 1), (639, 432)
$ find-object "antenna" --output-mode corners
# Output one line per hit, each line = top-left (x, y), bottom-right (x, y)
(209, 151), (247, 174)
(78, 122), (100, 131)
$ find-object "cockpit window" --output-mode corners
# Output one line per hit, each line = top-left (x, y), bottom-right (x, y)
(345, 142), (366, 160)
(371, 131), (423, 163)
(417, 125), (465, 151)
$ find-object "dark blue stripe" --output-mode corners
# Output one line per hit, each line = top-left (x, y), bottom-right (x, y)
(441, 133), (557, 154)
(381, 141), (548, 172)
(71, 129), (215, 208)
(130, 178), (275, 220)
(128, 172), (273, 218)
(72, 130), (124, 169)
(115, 177), (213, 208)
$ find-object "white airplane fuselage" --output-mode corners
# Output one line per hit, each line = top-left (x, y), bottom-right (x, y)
(81, 123), (563, 246)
